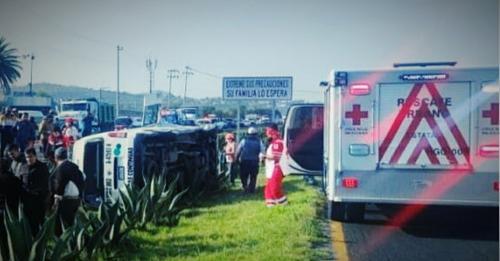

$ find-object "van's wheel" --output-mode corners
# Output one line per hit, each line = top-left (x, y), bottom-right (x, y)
(328, 201), (365, 222)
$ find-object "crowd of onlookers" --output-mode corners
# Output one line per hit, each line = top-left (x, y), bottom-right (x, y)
(0, 106), (88, 236)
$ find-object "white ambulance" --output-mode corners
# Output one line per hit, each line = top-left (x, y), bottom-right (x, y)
(323, 64), (499, 221)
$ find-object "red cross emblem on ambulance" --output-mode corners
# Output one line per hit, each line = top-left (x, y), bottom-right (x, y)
(482, 103), (499, 125)
(345, 104), (368, 125)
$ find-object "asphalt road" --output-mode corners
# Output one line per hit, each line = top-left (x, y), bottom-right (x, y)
(331, 204), (499, 261)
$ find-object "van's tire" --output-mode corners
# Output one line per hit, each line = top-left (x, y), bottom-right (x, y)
(328, 201), (365, 222)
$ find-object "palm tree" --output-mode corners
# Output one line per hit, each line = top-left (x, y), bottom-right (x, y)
(0, 37), (22, 95)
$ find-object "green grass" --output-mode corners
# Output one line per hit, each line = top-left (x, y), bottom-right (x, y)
(121, 174), (331, 260)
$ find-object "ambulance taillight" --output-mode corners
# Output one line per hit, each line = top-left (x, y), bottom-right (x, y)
(342, 177), (359, 189)
(479, 145), (499, 157)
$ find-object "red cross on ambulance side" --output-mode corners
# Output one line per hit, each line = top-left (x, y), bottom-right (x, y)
(345, 104), (368, 125)
(482, 103), (499, 125)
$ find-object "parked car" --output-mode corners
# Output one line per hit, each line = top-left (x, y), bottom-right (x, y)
(114, 116), (133, 130)
(18, 110), (45, 124)
(131, 116), (143, 128)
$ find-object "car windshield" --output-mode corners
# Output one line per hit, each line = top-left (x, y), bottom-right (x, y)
(62, 103), (88, 111)
(115, 118), (131, 125)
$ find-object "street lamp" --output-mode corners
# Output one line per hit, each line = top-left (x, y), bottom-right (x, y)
(116, 45), (124, 118)
(167, 69), (179, 109)
(21, 53), (35, 96)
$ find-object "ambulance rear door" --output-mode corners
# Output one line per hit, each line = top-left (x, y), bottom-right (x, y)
(378, 81), (471, 170)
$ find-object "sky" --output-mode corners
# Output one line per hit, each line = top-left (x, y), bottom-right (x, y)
(0, 0), (498, 102)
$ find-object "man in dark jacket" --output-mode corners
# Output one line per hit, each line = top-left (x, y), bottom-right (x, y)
(15, 112), (36, 152)
(7, 144), (28, 184)
(235, 127), (265, 193)
(0, 158), (22, 212)
(81, 111), (94, 137)
(51, 147), (85, 234)
(23, 147), (50, 235)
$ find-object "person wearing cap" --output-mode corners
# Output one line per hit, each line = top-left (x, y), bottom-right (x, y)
(235, 127), (265, 193)
(223, 132), (237, 185)
(263, 123), (287, 207)
(51, 147), (85, 234)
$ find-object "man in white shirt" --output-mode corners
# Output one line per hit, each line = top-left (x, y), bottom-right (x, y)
(51, 147), (85, 234)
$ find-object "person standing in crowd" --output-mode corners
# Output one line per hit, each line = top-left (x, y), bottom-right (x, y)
(15, 112), (36, 152)
(45, 149), (57, 173)
(81, 111), (94, 137)
(7, 144), (29, 184)
(224, 132), (237, 185)
(39, 116), (54, 153)
(23, 147), (50, 235)
(263, 123), (287, 207)
(0, 108), (17, 156)
(235, 127), (265, 193)
(48, 126), (65, 151)
(51, 147), (85, 234)
(0, 158), (22, 212)
(62, 118), (80, 148)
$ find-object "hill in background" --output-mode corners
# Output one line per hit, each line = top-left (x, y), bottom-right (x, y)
(7, 83), (304, 117)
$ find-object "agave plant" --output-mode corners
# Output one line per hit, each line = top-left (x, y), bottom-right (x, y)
(119, 178), (154, 230)
(77, 201), (132, 257)
(1, 203), (55, 261)
(49, 220), (86, 261)
(153, 174), (188, 227)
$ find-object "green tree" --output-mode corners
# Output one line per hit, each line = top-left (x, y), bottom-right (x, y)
(0, 37), (22, 95)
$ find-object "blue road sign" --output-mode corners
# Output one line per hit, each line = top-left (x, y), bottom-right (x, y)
(222, 76), (293, 100)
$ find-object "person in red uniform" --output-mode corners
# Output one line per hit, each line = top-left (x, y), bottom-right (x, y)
(263, 123), (287, 207)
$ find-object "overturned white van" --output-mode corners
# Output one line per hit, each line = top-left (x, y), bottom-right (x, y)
(72, 124), (218, 205)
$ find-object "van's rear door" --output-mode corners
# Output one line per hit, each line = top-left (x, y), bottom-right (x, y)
(378, 81), (471, 169)
(83, 138), (104, 205)
(284, 105), (324, 174)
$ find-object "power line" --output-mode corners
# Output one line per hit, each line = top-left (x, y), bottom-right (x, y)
(188, 66), (221, 79)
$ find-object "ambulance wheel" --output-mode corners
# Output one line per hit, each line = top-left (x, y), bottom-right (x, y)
(328, 201), (365, 222)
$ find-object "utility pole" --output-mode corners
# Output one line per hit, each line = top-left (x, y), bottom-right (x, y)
(99, 87), (109, 104)
(116, 45), (124, 118)
(182, 66), (193, 105)
(166, 69), (179, 109)
(22, 53), (35, 96)
(146, 58), (157, 94)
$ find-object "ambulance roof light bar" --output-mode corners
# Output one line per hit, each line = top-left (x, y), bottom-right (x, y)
(393, 61), (457, 68)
